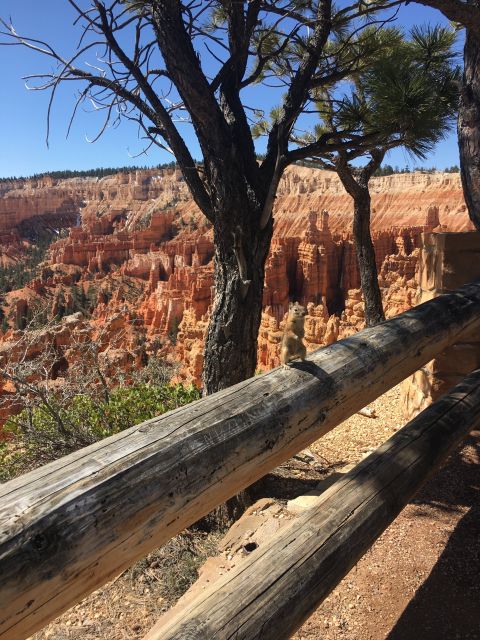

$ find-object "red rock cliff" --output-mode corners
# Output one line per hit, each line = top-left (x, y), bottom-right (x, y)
(0, 166), (473, 391)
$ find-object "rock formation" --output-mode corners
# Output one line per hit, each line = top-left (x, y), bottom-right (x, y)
(0, 166), (473, 404)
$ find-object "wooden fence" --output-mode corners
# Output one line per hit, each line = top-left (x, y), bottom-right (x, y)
(1, 280), (480, 640)
(147, 368), (480, 639)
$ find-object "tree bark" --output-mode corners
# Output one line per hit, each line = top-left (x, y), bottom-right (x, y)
(353, 188), (385, 326)
(459, 27), (480, 232)
(414, 0), (480, 32)
(335, 156), (386, 327)
(202, 214), (273, 395)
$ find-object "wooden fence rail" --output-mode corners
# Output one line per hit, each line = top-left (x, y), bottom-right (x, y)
(146, 368), (480, 639)
(1, 281), (480, 640)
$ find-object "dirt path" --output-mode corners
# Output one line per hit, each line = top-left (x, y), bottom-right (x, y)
(294, 432), (480, 640)
(32, 386), (480, 640)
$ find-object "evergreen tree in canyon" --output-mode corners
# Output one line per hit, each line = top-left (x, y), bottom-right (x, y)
(299, 26), (459, 325)
(0, 1), (424, 392)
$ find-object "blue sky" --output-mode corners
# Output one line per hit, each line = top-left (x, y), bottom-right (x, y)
(0, 1), (462, 179)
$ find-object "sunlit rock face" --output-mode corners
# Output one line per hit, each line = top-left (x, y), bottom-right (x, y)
(0, 166), (472, 394)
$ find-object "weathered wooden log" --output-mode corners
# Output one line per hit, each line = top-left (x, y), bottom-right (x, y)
(146, 369), (480, 640)
(1, 281), (480, 640)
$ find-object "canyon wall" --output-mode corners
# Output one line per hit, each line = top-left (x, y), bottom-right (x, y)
(0, 166), (473, 392)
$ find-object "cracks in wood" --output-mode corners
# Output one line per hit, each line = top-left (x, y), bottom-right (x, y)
(4, 285), (480, 640)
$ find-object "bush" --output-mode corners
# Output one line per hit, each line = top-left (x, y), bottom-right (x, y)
(132, 355), (174, 386)
(0, 382), (200, 482)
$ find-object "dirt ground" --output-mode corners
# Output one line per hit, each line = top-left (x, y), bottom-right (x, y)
(292, 386), (480, 640)
(31, 385), (480, 640)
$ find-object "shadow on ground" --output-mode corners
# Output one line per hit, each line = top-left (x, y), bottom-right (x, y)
(249, 456), (348, 502)
(388, 431), (480, 640)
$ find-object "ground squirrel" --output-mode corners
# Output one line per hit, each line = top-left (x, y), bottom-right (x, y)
(281, 302), (307, 368)
(280, 303), (377, 418)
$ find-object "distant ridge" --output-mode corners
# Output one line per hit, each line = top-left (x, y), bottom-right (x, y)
(0, 161), (179, 183)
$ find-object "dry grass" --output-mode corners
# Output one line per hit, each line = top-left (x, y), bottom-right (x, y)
(32, 530), (223, 640)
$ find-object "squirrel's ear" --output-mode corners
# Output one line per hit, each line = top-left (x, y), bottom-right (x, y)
(289, 301), (293, 309)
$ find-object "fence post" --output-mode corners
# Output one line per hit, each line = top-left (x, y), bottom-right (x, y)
(401, 231), (480, 419)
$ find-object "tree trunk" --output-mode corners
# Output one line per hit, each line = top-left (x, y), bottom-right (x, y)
(459, 27), (480, 232)
(200, 211), (272, 526)
(202, 214), (272, 394)
(353, 189), (385, 326)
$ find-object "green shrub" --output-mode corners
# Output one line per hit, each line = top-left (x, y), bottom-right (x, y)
(0, 382), (200, 482)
